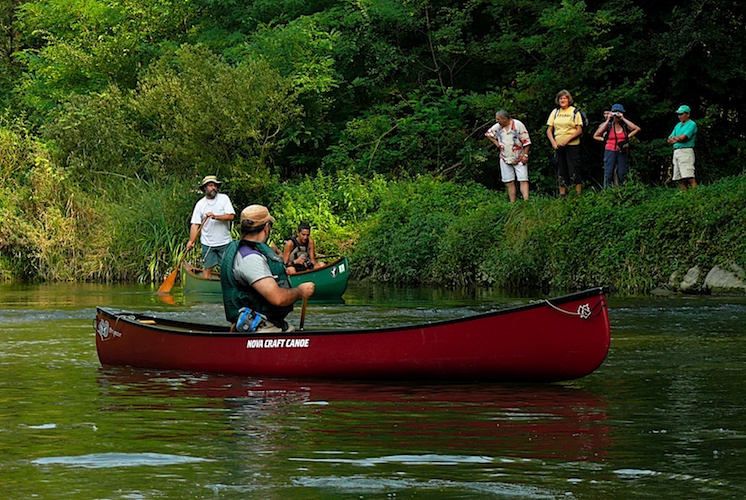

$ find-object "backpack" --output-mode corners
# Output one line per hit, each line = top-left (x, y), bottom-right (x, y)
(554, 106), (589, 132)
(575, 108), (590, 129)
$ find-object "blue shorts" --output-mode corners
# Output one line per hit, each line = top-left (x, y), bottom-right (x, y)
(202, 243), (230, 269)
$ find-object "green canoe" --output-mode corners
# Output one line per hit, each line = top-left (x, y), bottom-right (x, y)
(182, 256), (350, 301)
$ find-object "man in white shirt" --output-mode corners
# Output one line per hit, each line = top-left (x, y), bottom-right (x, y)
(485, 110), (532, 202)
(187, 175), (235, 278)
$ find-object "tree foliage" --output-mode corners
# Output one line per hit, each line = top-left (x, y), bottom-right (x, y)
(2, 0), (746, 283)
(43, 45), (302, 194)
(5, 0), (745, 186)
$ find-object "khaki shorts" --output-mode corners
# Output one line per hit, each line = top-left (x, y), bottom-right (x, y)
(500, 159), (529, 183)
(672, 148), (695, 181)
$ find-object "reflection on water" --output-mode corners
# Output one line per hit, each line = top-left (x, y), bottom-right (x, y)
(1, 282), (746, 498)
(96, 370), (610, 463)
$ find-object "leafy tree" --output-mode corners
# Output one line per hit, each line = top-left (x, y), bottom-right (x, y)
(44, 45), (303, 196)
(0, 0), (27, 106)
(8, 0), (746, 186)
(13, 0), (199, 120)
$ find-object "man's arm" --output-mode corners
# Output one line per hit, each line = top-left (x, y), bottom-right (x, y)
(308, 238), (317, 265)
(667, 132), (689, 144)
(252, 278), (315, 306)
(186, 223), (201, 250)
(282, 240), (294, 265)
(204, 212), (234, 221)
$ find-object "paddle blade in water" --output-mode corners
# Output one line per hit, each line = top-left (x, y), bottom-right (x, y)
(157, 268), (179, 294)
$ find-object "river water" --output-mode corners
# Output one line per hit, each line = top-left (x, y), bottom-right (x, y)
(1, 282), (745, 498)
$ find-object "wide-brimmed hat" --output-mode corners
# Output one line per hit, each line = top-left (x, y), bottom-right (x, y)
(611, 103), (626, 113)
(240, 205), (275, 228)
(675, 105), (691, 114)
(199, 175), (222, 191)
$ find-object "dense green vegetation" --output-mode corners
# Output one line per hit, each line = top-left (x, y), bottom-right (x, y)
(318, 174), (746, 294)
(1, 0), (744, 292)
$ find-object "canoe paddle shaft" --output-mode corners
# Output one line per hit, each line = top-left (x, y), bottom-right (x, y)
(299, 297), (308, 330)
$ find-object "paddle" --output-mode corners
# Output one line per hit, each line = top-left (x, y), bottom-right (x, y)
(157, 220), (205, 295)
(299, 297), (308, 330)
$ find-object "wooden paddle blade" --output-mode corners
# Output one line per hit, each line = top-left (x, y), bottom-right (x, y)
(157, 267), (180, 294)
(299, 297), (308, 330)
(156, 220), (204, 295)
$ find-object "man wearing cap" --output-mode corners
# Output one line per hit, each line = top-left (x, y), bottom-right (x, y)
(187, 175), (236, 278)
(667, 105), (698, 190)
(221, 205), (315, 333)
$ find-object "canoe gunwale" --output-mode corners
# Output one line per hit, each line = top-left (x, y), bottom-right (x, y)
(182, 256), (348, 281)
(286, 256), (347, 277)
(181, 256), (349, 300)
(97, 287), (607, 338)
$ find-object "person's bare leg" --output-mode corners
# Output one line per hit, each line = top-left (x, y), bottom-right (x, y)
(519, 181), (529, 200)
(507, 182), (517, 202)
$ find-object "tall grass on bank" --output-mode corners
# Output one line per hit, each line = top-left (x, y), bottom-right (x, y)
(0, 127), (112, 282)
(102, 178), (197, 282)
(2, 153), (744, 295)
(348, 176), (746, 294)
(267, 170), (390, 259)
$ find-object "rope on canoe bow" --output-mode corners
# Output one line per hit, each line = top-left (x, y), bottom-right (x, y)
(543, 298), (605, 320)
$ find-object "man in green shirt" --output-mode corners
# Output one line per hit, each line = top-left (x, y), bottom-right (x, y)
(667, 105), (698, 191)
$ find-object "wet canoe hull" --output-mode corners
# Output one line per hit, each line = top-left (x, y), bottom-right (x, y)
(95, 288), (611, 382)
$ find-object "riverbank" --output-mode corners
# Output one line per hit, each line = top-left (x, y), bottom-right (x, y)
(1, 170), (744, 296)
(348, 175), (746, 295)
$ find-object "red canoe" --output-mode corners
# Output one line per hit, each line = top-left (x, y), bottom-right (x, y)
(94, 288), (611, 382)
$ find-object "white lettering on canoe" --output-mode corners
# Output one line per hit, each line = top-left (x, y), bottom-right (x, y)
(97, 319), (123, 341)
(245, 338), (310, 349)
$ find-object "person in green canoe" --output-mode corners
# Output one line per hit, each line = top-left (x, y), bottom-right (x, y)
(283, 222), (326, 275)
(186, 175), (235, 279)
(221, 205), (315, 333)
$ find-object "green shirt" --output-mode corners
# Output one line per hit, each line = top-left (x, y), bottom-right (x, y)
(670, 119), (697, 149)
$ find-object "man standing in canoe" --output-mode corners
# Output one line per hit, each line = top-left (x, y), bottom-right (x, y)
(187, 175), (236, 279)
(221, 205), (315, 333)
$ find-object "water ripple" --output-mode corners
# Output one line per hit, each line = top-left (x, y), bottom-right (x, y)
(31, 452), (214, 468)
(292, 474), (557, 498)
(290, 453), (494, 466)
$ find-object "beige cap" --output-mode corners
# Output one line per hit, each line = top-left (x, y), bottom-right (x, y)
(199, 175), (222, 190)
(240, 205), (275, 228)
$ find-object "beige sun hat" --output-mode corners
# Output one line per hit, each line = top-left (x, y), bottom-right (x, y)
(198, 175), (222, 191)
(240, 205), (276, 229)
